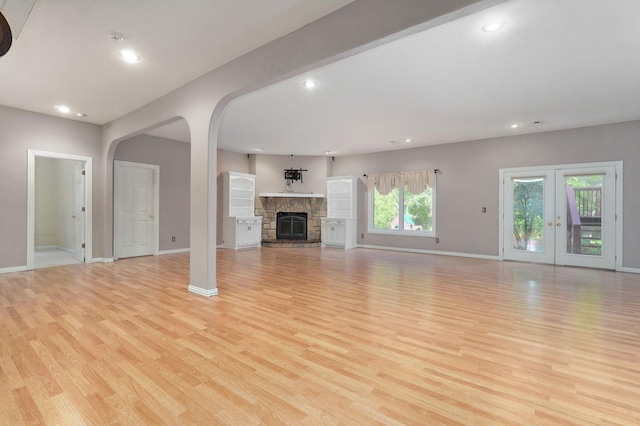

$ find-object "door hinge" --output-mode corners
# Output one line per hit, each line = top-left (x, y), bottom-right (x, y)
(82, 207), (86, 212)
(82, 170), (86, 175)
(82, 243), (86, 248)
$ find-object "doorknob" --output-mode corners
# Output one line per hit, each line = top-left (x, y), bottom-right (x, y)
(547, 222), (553, 226)
(556, 223), (562, 227)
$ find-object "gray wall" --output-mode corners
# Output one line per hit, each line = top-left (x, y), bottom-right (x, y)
(332, 119), (640, 268)
(114, 134), (191, 251)
(252, 154), (329, 195)
(0, 106), (103, 268)
(217, 150), (250, 175)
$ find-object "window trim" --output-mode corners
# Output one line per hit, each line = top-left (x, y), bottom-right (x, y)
(367, 184), (436, 237)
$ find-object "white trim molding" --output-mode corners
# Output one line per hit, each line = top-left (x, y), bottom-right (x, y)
(188, 285), (218, 297)
(89, 258), (114, 264)
(158, 248), (190, 255)
(357, 244), (500, 261)
(620, 267), (640, 274)
(0, 265), (29, 275)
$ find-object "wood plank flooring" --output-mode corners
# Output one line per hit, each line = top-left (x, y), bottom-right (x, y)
(1, 248), (639, 425)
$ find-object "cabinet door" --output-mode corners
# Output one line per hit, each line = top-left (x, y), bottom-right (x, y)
(236, 220), (249, 246)
(322, 220), (345, 245)
(236, 219), (261, 247)
(247, 219), (262, 245)
(333, 222), (346, 244)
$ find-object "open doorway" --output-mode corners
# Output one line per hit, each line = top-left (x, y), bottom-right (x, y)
(27, 150), (93, 269)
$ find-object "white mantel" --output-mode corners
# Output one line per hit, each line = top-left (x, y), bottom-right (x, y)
(259, 193), (324, 198)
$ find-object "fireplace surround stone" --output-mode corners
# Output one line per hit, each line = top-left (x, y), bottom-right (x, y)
(256, 195), (326, 242)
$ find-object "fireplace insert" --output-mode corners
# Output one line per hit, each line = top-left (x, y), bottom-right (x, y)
(276, 212), (307, 240)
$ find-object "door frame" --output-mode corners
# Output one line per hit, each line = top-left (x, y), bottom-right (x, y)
(73, 162), (86, 262)
(499, 161), (623, 270)
(27, 150), (93, 270)
(113, 160), (160, 260)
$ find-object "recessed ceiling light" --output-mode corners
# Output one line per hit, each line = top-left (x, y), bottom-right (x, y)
(253, 148), (265, 152)
(55, 105), (71, 114)
(324, 151), (331, 155)
(510, 123), (519, 129)
(405, 138), (412, 143)
(75, 112), (87, 118)
(302, 80), (318, 89)
(119, 49), (141, 63)
(482, 20), (505, 32)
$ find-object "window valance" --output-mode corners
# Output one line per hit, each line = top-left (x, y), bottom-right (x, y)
(367, 170), (436, 195)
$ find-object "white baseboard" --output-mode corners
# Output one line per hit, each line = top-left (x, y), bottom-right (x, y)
(89, 257), (114, 264)
(158, 248), (190, 255)
(188, 285), (218, 297)
(0, 265), (29, 275)
(620, 267), (640, 274)
(357, 244), (500, 261)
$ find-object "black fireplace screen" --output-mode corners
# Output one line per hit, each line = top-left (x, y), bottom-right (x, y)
(276, 212), (307, 240)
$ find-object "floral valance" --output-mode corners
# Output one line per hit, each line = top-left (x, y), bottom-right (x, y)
(367, 170), (436, 195)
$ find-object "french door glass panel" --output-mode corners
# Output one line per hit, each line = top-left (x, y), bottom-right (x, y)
(503, 165), (615, 269)
(503, 170), (555, 264)
(554, 167), (615, 269)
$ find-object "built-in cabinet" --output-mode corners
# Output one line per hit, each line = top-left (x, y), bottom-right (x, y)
(321, 176), (358, 249)
(222, 172), (262, 249)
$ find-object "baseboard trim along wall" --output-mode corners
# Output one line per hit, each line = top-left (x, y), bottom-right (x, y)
(89, 258), (114, 264)
(0, 265), (28, 275)
(188, 285), (218, 297)
(158, 248), (190, 255)
(356, 244), (500, 261)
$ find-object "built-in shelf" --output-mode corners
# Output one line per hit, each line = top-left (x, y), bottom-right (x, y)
(259, 193), (324, 198)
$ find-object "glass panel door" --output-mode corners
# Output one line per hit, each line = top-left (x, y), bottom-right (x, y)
(502, 164), (617, 269)
(503, 170), (555, 264)
(555, 166), (616, 269)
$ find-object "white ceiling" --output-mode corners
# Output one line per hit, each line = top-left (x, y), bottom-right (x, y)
(0, 0), (353, 124)
(2, 0), (639, 157)
(218, 0), (640, 156)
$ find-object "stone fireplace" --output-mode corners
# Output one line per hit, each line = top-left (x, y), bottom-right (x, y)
(256, 194), (326, 242)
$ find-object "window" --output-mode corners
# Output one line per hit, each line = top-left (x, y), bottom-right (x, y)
(368, 171), (436, 236)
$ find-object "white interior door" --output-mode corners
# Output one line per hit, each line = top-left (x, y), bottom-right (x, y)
(115, 161), (158, 259)
(73, 162), (85, 262)
(502, 163), (619, 269)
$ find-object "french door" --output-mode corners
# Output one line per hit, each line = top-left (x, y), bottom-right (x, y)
(501, 163), (620, 269)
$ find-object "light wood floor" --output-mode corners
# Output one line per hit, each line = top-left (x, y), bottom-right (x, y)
(1, 248), (639, 425)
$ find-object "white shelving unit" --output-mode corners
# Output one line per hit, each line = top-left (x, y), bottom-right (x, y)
(222, 171), (262, 249)
(322, 176), (358, 249)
